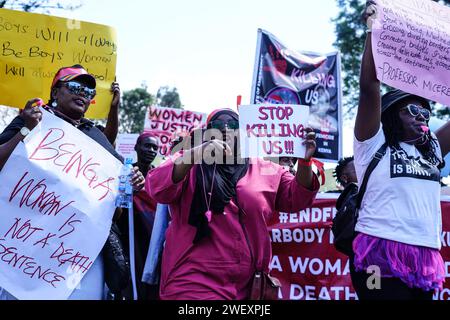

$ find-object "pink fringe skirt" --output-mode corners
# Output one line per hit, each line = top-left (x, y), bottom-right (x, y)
(353, 233), (445, 291)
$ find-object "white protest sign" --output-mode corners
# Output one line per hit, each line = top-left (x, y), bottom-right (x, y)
(239, 104), (310, 158)
(0, 108), (122, 300)
(372, 0), (450, 106)
(116, 133), (139, 163)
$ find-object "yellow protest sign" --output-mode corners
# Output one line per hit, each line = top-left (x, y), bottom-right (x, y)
(0, 8), (117, 119)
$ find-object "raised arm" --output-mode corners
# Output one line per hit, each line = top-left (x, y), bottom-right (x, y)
(354, 2), (381, 142)
(103, 81), (120, 145)
(0, 98), (42, 171)
(295, 128), (317, 190)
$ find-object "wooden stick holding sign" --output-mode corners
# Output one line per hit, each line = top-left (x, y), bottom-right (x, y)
(239, 104), (310, 158)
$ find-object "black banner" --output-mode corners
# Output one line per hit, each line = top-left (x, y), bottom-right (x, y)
(251, 29), (342, 162)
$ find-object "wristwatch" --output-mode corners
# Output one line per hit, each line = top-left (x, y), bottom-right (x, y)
(20, 127), (31, 137)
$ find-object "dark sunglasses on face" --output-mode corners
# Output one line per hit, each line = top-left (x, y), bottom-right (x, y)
(401, 104), (430, 121)
(63, 81), (96, 100)
(208, 119), (240, 130)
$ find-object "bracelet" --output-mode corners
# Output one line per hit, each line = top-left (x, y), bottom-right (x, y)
(297, 158), (312, 167)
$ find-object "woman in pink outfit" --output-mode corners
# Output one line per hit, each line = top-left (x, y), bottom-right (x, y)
(146, 108), (319, 300)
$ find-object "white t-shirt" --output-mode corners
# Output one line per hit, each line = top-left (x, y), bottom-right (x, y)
(354, 126), (442, 249)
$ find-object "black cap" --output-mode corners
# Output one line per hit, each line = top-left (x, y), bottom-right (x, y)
(381, 89), (430, 113)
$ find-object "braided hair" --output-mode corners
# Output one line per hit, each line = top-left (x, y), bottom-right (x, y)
(333, 156), (354, 187)
(381, 104), (445, 169)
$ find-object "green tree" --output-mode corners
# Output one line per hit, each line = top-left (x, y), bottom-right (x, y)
(0, 0), (81, 12)
(156, 86), (183, 109)
(333, 0), (450, 118)
(119, 85), (154, 134)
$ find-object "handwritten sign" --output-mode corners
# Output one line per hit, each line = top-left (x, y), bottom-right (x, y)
(372, 0), (450, 106)
(0, 8), (117, 119)
(115, 133), (139, 163)
(0, 108), (122, 300)
(239, 104), (309, 158)
(144, 105), (206, 156)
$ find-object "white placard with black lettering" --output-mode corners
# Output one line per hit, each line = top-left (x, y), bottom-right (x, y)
(0, 109), (122, 300)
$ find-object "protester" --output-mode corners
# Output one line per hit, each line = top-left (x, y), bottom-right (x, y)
(117, 132), (160, 300)
(279, 157), (298, 175)
(146, 108), (320, 299)
(332, 156), (357, 190)
(141, 133), (188, 298)
(266, 157), (298, 175)
(0, 64), (146, 300)
(350, 2), (450, 300)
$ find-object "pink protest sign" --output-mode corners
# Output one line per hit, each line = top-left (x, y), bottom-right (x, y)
(239, 104), (310, 158)
(144, 106), (206, 156)
(372, 0), (450, 106)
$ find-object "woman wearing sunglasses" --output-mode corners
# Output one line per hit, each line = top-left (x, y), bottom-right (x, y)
(350, 2), (450, 300)
(145, 108), (320, 300)
(0, 64), (145, 300)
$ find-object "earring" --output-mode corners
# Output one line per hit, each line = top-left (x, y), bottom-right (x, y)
(51, 101), (57, 108)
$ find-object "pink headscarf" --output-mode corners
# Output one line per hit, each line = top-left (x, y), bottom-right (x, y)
(206, 108), (238, 125)
(137, 131), (158, 144)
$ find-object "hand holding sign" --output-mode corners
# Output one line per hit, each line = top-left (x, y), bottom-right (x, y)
(239, 104), (310, 159)
(371, 0), (450, 105)
(20, 98), (43, 130)
(362, 0), (378, 31)
(110, 82), (121, 110)
(302, 128), (317, 161)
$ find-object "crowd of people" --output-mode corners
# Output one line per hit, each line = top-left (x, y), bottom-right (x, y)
(0, 1), (450, 301)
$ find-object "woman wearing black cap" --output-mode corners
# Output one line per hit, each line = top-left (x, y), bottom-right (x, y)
(0, 65), (145, 300)
(351, 2), (450, 300)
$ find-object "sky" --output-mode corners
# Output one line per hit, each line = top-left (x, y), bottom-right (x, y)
(0, 0), (352, 163)
(51, 0), (354, 160)
(55, 0), (339, 112)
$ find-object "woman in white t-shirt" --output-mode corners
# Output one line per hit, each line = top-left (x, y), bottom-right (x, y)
(352, 2), (450, 300)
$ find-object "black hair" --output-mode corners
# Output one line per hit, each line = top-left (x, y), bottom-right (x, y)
(333, 156), (354, 187)
(381, 104), (444, 169)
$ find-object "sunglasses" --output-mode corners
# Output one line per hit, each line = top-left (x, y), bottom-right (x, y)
(208, 119), (240, 130)
(63, 81), (96, 100)
(401, 104), (430, 121)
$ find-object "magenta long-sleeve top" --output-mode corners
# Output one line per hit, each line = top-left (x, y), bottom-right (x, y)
(146, 155), (319, 300)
